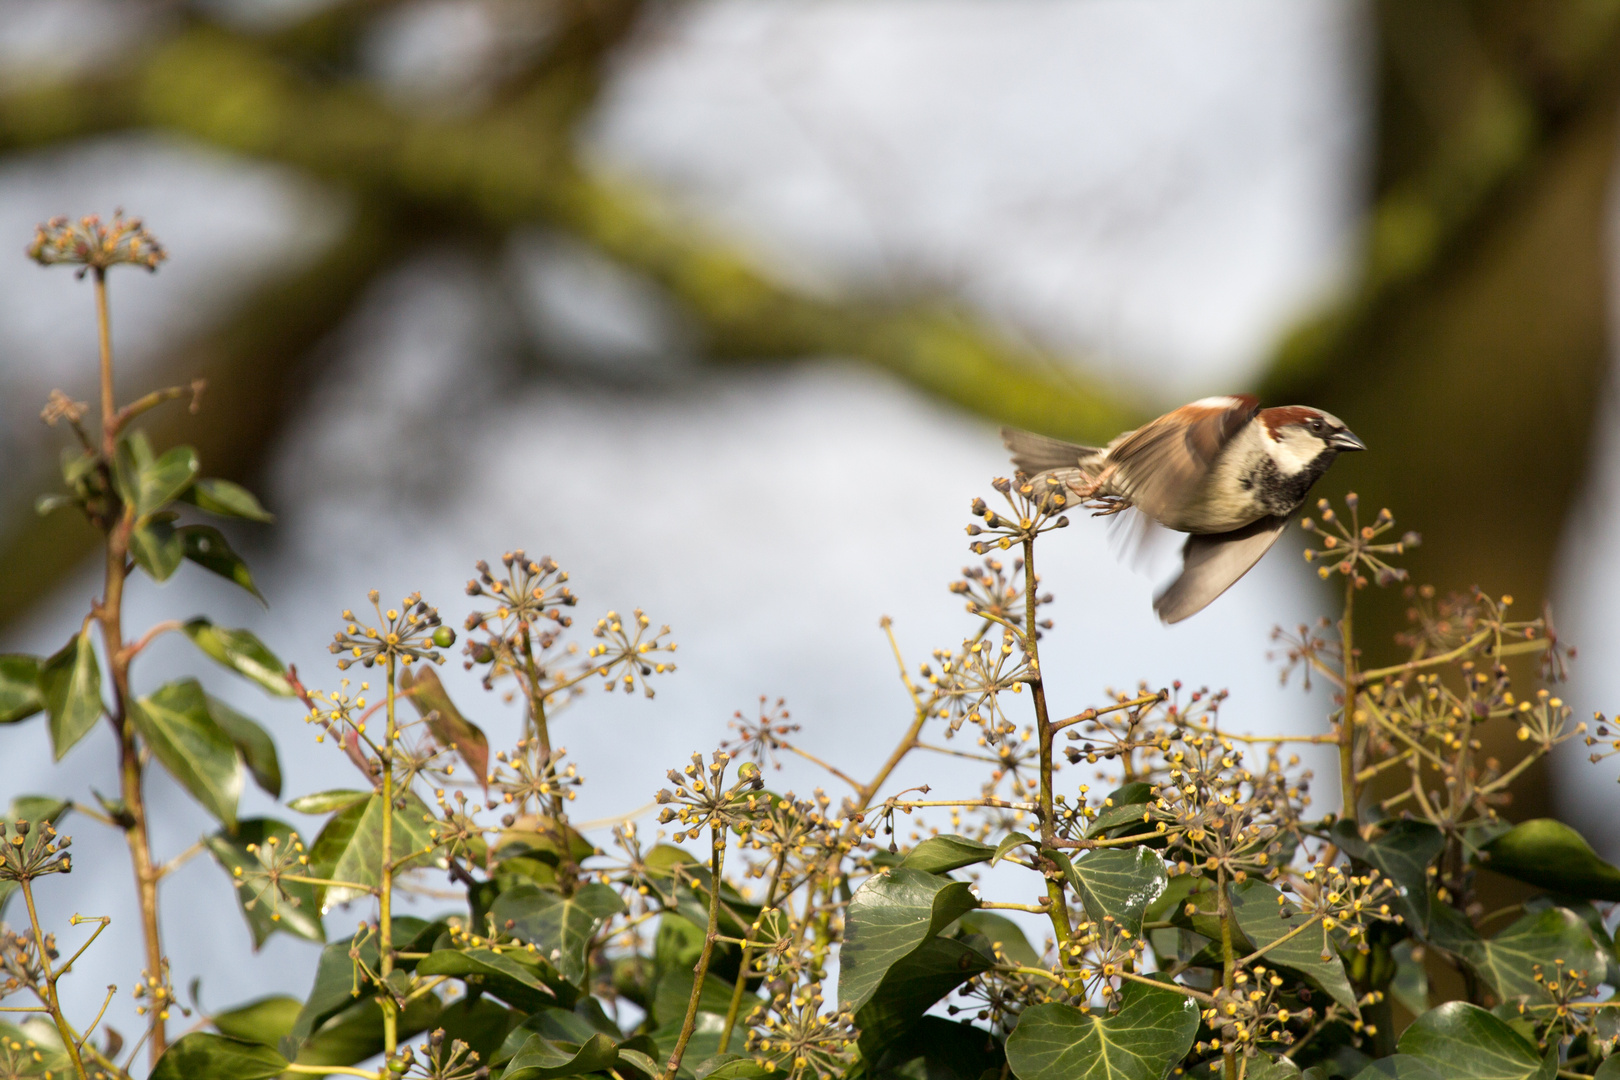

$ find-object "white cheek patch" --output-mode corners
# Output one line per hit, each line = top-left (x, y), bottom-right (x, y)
(1270, 428), (1323, 472)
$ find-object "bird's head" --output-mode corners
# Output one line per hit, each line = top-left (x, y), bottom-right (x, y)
(1258, 406), (1365, 474)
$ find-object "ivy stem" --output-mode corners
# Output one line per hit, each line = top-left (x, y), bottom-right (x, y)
(20, 878), (90, 1080)
(379, 655), (398, 1057)
(1339, 573), (1360, 830)
(1218, 864), (1236, 1080)
(521, 631), (577, 893)
(1023, 536), (1073, 953)
(718, 850), (788, 1053)
(663, 823), (727, 1080)
(91, 265), (166, 1065)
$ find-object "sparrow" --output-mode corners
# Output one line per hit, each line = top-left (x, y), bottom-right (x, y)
(1001, 394), (1365, 623)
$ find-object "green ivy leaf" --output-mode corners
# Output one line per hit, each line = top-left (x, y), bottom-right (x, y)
(181, 525), (265, 604)
(1083, 781), (1158, 839)
(116, 436), (199, 519)
(1397, 1002), (1555, 1080)
(306, 792), (441, 908)
(205, 818), (324, 948)
(416, 947), (559, 1013)
(991, 831), (1037, 867)
(1005, 979), (1199, 1080)
(131, 678), (242, 828)
(41, 631), (103, 760)
(287, 790), (370, 815)
(1054, 846), (1168, 936)
(205, 696), (281, 798)
(838, 867), (979, 1013)
(1482, 820), (1620, 902)
(1595, 1055), (1620, 1080)
(434, 995), (522, 1070)
(149, 1033), (287, 1080)
(182, 619), (293, 697)
(493, 882), (627, 987)
(0, 655), (44, 725)
(400, 664), (489, 784)
(898, 834), (997, 874)
(211, 995), (302, 1048)
(854, 935), (991, 1056)
(1442, 907), (1607, 1005)
(287, 918), (433, 1047)
(957, 910), (1041, 967)
(1351, 1056), (1444, 1080)
(1230, 880), (1358, 1012)
(1333, 818), (1445, 933)
(129, 513), (185, 581)
(649, 968), (746, 1056)
(502, 1032), (619, 1080)
(181, 478), (274, 523)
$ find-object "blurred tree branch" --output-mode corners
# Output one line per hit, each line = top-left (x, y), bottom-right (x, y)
(0, 4), (1140, 624)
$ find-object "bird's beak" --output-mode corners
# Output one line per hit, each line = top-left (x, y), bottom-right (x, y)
(1330, 430), (1367, 452)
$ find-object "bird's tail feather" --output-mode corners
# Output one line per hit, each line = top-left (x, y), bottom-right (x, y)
(1000, 427), (1103, 477)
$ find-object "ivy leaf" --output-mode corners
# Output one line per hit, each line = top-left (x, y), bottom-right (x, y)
(115, 436), (199, 519)
(131, 678), (242, 828)
(217, 993), (442, 1072)
(1230, 880), (1358, 1012)
(416, 948), (559, 1013)
(0, 655), (44, 725)
(991, 831), (1037, 867)
(861, 1016), (1005, 1080)
(1084, 781), (1158, 839)
(899, 834), (997, 874)
(1054, 846), (1168, 936)
(1351, 1057), (1444, 1080)
(41, 631), (103, 760)
(181, 478), (274, 523)
(854, 936), (990, 1056)
(287, 918), (433, 1047)
(1442, 907), (1607, 1005)
(287, 790), (370, 815)
(649, 968), (746, 1055)
(1596, 1056), (1620, 1080)
(182, 619), (293, 697)
(502, 1032), (619, 1080)
(1397, 1002), (1555, 1080)
(1333, 818), (1445, 933)
(1006, 979), (1198, 1080)
(957, 910), (1041, 967)
(129, 513), (185, 581)
(838, 867), (979, 1013)
(149, 1033), (287, 1080)
(1481, 820), (1620, 902)
(306, 792), (440, 908)
(205, 696), (282, 798)
(205, 818), (324, 948)
(400, 665), (489, 787)
(493, 882), (627, 987)
(182, 525), (265, 604)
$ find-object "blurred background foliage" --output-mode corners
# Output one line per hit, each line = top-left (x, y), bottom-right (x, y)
(2, 0), (1618, 809)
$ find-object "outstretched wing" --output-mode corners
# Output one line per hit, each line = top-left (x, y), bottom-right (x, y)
(1153, 513), (1290, 624)
(1106, 394), (1259, 523)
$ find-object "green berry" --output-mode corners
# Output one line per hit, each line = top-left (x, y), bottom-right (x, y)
(432, 626), (455, 648)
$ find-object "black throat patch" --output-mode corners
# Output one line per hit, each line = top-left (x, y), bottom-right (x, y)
(1254, 450), (1336, 515)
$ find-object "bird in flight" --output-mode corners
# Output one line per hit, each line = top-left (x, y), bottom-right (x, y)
(1002, 394), (1364, 623)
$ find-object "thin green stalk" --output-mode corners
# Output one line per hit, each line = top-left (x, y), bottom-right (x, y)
(1218, 864), (1236, 1080)
(1338, 574), (1359, 830)
(21, 878), (90, 1080)
(1022, 536), (1073, 952)
(662, 825), (727, 1080)
(91, 266), (166, 1065)
(521, 633), (578, 894)
(379, 655), (398, 1056)
(718, 851), (788, 1053)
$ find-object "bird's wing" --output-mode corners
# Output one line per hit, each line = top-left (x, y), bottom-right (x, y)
(1105, 394), (1259, 522)
(1153, 513), (1291, 624)
(1000, 427), (1102, 476)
